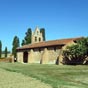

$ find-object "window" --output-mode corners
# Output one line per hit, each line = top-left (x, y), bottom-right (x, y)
(37, 31), (39, 35)
(35, 37), (37, 42)
(39, 37), (41, 42)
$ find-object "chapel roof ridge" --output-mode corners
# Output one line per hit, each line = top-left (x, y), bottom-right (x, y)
(17, 36), (84, 50)
(43, 36), (84, 42)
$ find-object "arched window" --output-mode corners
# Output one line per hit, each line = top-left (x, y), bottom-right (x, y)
(37, 31), (39, 35)
(39, 37), (41, 42)
(35, 37), (37, 42)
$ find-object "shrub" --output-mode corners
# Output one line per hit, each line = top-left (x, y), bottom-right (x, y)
(62, 37), (88, 65)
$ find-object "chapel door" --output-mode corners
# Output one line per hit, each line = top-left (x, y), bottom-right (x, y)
(23, 51), (28, 63)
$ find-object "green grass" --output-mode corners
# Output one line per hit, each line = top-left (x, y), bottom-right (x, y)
(0, 63), (88, 88)
(0, 68), (51, 88)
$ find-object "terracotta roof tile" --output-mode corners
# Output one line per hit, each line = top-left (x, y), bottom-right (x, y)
(17, 37), (83, 50)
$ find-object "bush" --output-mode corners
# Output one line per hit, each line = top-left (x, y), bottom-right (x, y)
(62, 37), (88, 65)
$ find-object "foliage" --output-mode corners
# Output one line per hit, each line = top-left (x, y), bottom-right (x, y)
(0, 63), (88, 88)
(2, 51), (10, 54)
(21, 39), (25, 46)
(62, 37), (88, 65)
(40, 28), (46, 41)
(4, 47), (8, 58)
(21, 28), (32, 46)
(12, 36), (20, 58)
(0, 40), (2, 58)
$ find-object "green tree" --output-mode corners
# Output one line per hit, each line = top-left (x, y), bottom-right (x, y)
(21, 28), (32, 46)
(5, 47), (7, 58)
(40, 28), (46, 41)
(21, 40), (26, 46)
(62, 37), (88, 65)
(12, 36), (20, 58)
(0, 40), (2, 58)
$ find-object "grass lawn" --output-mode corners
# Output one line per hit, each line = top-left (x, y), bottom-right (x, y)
(0, 68), (51, 88)
(0, 63), (88, 88)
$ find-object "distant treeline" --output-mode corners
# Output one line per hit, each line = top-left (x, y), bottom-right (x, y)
(2, 51), (11, 54)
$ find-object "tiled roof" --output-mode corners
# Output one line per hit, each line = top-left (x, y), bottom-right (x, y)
(17, 37), (83, 50)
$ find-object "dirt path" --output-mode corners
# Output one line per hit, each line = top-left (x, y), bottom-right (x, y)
(0, 68), (52, 88)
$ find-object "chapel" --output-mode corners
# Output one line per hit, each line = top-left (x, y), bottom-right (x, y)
(16, 27), (82, 65)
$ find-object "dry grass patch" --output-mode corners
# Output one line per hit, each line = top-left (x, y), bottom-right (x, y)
(0, 68), (52, 88)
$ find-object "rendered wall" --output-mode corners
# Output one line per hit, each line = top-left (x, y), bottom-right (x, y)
(17, 46), (64, 65)
(17, 52), (23, 63)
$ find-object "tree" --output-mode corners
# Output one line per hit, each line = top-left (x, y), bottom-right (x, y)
(62, 37), (88, 65)
(0, 40), (2, 58)
(21, 40), (26, 46)
(21, 28), (32, 46)
(12, 36), (20, 58)
(40, 28), (46, 41)
(5, 47), (7, 58)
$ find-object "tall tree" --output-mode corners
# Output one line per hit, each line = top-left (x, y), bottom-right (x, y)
(40, 28), (46, 41)
(0, 40), (2, 58)
(21, 28), (32, 46)
(12, 36), (20, 58)
(21, 40), (26, 46)
(5, 47), (7, 58)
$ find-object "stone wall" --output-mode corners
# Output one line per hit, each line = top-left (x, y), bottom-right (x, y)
(33, 49), (41, 63)
(41, 48), (49, 64)
(28, 49), (35, 63)
(17, 42), (76, 65)
(28, 47), (62, 64)
(17, 52), (23, 63)
(17, 45), (63, 65)
(0, 58), (14, 63)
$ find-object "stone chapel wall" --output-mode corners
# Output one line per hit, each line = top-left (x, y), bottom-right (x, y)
(17, 52), (23, 63)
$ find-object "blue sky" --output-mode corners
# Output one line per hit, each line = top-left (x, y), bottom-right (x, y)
(0, 0), (88, 51)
